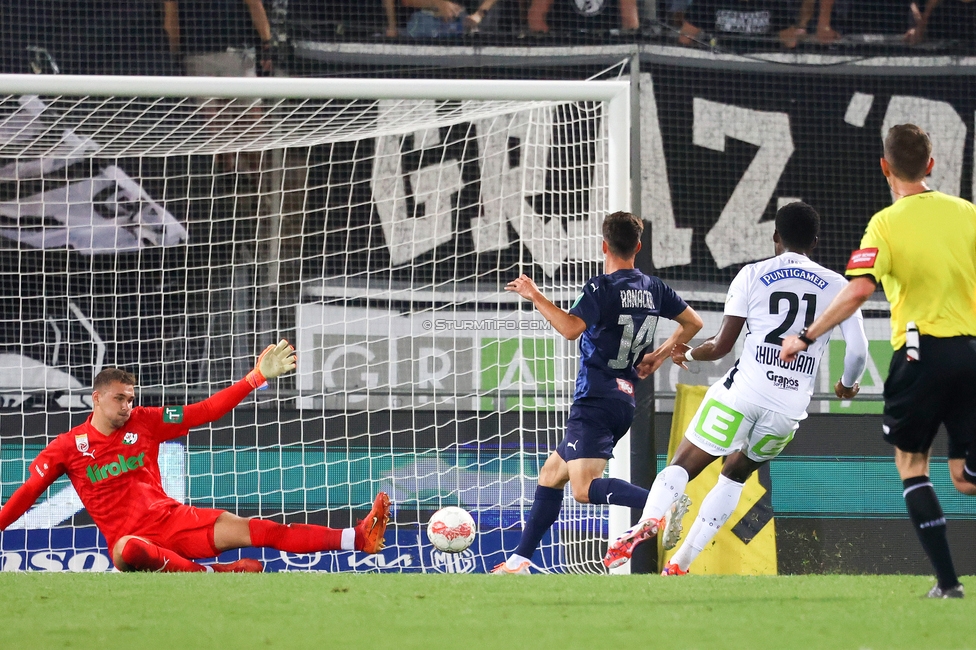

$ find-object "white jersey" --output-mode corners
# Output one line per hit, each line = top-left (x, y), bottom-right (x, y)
(721, 252), (867, 419)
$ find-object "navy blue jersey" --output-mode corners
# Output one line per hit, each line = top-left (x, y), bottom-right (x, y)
(568, 269), (688, 405)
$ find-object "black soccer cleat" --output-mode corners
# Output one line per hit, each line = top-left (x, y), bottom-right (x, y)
(927, 583), (965, 599)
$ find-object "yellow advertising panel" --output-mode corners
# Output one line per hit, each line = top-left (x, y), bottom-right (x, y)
(659, 384), (777, 575)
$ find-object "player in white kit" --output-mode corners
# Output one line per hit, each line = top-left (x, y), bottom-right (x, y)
(603, 202), (869, 572)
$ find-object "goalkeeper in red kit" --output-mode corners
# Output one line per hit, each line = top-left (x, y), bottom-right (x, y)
(0, 340), (391, 573)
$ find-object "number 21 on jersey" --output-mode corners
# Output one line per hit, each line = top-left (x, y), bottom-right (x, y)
(765, 292), (816, 345)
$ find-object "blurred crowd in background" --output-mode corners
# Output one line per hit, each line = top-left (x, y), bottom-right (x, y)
(0, 0), (973, 77)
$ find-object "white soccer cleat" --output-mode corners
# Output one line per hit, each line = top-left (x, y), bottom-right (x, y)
(660, 494), (692, 551)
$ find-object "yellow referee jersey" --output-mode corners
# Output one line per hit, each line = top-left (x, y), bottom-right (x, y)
(846, 191), (976, 349)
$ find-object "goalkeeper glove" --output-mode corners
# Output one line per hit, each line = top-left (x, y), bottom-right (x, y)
(245, 339), (297, 390)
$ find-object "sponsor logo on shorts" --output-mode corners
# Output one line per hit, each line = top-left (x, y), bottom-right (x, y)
(750, 431), (796, 458)
(846, 248), (878, 270)
(766, 371), (800, 391)
(162, 406), (184, 424)
(86, 453), (146, 484)
(695, 399), (744, 448)
(616, 378), (634, 396)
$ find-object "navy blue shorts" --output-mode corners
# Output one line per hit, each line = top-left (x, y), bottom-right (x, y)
(556, 398), (635, 461)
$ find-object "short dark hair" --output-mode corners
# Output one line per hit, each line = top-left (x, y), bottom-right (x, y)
(884, 124), (932, 182)
(93, 368), (137, 391)
(775, 202), (820, 250)
(602, 211), (643, 257)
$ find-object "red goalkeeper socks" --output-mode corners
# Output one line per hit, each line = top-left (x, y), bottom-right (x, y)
(119, 537), (206, 573)
(248, 519), (345, 553)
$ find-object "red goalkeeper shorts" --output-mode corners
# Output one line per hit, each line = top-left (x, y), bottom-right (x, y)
(119, 502), (225, 560)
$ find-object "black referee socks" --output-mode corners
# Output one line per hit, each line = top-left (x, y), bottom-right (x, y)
(903, 476), (959, 589)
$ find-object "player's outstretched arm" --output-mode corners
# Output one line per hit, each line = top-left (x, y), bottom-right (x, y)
(0, 460), (59, 531)
(834, 310), (868, 399)
(505, 274), (586, 340)
(637, 306), (703, 378)
(0, 482), (47, 531)
(176, 340), (298, 430)
(670, 315), (746, 370)
(782, 276), (875, 361)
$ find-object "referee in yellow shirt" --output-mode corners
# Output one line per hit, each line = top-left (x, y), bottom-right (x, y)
(781, 124), (976, 599)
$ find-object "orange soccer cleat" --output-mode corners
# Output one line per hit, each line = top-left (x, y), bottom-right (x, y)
(660, 562), (688, 576)
(603, 516), (663, 570)
(210, 558), (264, 573)
(604, 494), (693, 569)
(490, 560), (531, 575)
(356, 492), (391, 554)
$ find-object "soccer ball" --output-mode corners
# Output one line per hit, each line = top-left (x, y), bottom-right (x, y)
(426, 506), (477, 553)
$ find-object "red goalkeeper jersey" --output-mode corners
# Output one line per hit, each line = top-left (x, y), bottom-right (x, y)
(0, 378), (255, 549)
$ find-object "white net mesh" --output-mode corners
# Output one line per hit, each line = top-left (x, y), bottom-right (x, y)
(0, 78), (625, 573)
(0, 94), (559, 158)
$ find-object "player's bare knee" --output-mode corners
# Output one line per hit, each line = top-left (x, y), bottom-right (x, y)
(213, 511), (253, 551)
(570, 480), (591, 504)
(951, 475), (976, 496)
(537, 464), (567, 489)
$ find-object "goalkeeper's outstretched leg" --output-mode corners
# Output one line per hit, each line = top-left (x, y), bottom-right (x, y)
(214, 492), (392, 557)
(111, 493), (390, 573)
(114, 536), (261, 573)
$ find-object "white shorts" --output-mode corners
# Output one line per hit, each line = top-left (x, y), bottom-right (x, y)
(684, 382), (800, 462)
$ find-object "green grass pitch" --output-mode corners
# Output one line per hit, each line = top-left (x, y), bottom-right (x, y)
(0, 573), (971, 649)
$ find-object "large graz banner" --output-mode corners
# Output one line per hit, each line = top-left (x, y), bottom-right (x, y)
(4, 61), (975, 403)
(641, 64), (976, 285)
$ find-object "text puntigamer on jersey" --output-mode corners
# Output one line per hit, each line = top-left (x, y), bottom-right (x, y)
(759, 268), (828, 289)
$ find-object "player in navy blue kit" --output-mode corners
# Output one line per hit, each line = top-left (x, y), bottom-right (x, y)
(492, 211), (703, 574)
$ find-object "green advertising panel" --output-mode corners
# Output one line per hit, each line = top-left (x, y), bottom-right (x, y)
(827, 339), (893, 414)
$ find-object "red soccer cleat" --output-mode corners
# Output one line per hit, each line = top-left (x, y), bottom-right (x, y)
(355, 492), (391, 554)
(603, 516), (664, 570)
(661, 562), (688, 576)
(210, 558), (264, 573)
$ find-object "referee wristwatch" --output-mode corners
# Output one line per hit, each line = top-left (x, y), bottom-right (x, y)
(797, 327), (815, 346)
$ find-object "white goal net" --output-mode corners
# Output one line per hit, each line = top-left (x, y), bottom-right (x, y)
(0, 75), (631, 573)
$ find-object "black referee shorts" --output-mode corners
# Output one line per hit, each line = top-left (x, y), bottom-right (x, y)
(882, 335), (976, 457)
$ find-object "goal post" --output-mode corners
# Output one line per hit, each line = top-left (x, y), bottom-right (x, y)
(0, 74), (632, 574)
